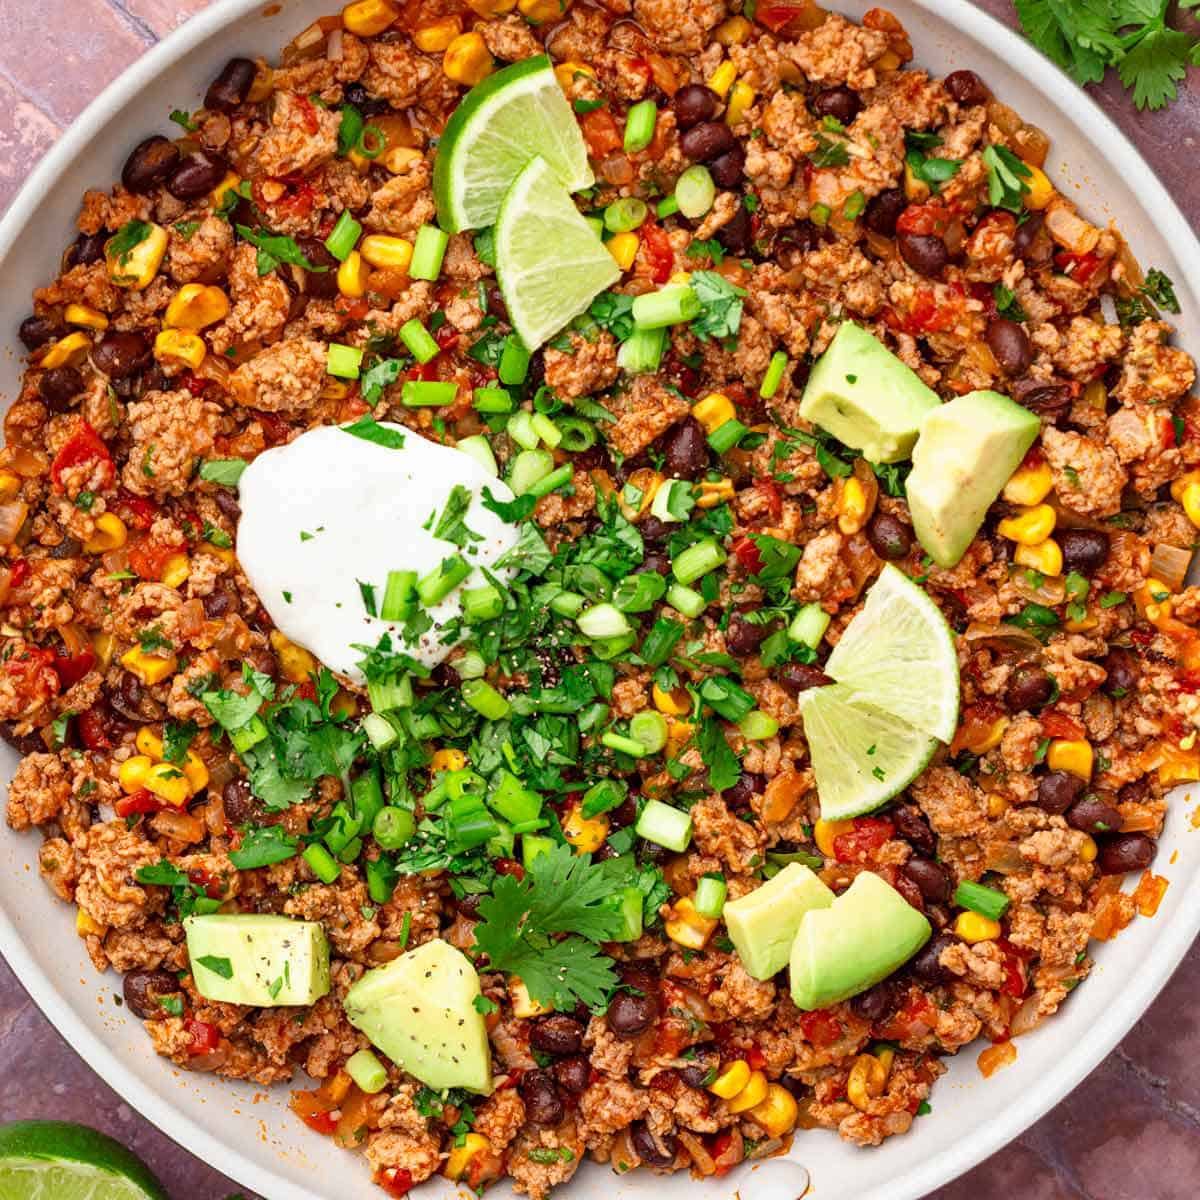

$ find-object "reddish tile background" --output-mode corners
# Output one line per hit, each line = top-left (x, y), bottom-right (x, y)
(0, 2), (1197, 1198)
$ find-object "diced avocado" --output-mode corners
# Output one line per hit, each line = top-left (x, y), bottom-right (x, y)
(906, 388), (1040, 568)
(725, 863), (835, 981)
(798, 321), (939, 463)
(343, 938), (492, 1093)
(790, 871), (931, 1011)
(184, 914), (330, 1007)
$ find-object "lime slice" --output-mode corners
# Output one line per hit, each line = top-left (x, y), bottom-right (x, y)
(823, 563), (959, 743)
(0, 1121), (168, 1200)
(495, 155), (619, 349)
(433, 54), (593, 234)
(799, 683), (939, 821)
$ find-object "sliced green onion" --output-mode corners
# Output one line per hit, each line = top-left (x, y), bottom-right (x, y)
(508, 448), (555, 495)
(345, 1048), (388, 1094)
(581, 778), (627, 818)
(410, 224), (449, 281)
(578, 602), (631, 639)
(303, 843), (340, 884)
(373, 806), (416, 851)
(656, 194), (680, 219)
(365, 857), (398, 905)
(739, 709), (779, 740)
(700, 675), (756, 722)
(788, 602), (831, 648)
(953, 880), (1010, 921)
(640, 616), (685, 666)
(549, 589), (585, 618)
(694, 872), (727, 918)
(672, 537), (727, 585)
(604, 197), (649, 233)
(326, 343), (364, 379)
(843, 189), (866, 220)
(632, 284), (701, 330)
(635, 798), (692, 852)
(602, 729), (649, 758)
(623, 99), (658, 153)
(665, 582), (706, 618)
(351, 766), (385, 831)
(617, 325), (667, 374)
(707, 418), (747, 454)
(527, 463), (573, 498)
(522, 833), (556, 869)
(507, 409), (540, 450)
(630, 709), (668, 754)
(324, 210), (361, 261)
(557, 416), (596, 452)
(613, 571), (666, 613)
(591, 631), (638, 660)
(474, 386), (513, 414)
(461, 678), (511, 719)
(530, 412), (561, 448)
(454, 649), (487, 679)
(399, 318), (439, 364)
(463, 583), (504, 623)
(675, 164), (716, 219)
(381, 569), (417, 621)
(362, 711), (398, 751)
(499, 336), (531, 386)
(488, 770), (542, 825)
(760, 350), (789, 399)
(454, 433), (498, 477)
(810, 202), (831, 227)
(417, 554), (471, 606)
(357, 124), (385, 159)
(367, 672), (412, 714)
(402, 380), (457, 407)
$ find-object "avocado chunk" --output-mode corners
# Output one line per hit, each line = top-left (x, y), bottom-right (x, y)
(724, 863), (835, 981)
(184, 914), (330, 1007)
(906, 388), (1040, 568)
(344, 938), (492, 1093)
(790, 871), (931, 1011)
(798, 321), (939, 463)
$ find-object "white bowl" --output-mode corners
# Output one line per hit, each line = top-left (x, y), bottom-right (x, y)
(2, 3), (1198, 1197)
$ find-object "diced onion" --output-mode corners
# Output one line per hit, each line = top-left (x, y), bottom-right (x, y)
(1150, 542), (1193, 593)
(0, 502), (28, 547)
(326, 27), (344, 61)
(1009, 994), (1045, 1038)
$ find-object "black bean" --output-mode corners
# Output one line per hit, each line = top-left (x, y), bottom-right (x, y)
(630, 1122), (677, 1169)
(1097, 832), (1155, 876)
(202, 589), (233, 619)
(50, 541), (81, 561)
(38, 367), (84, 412)
(1012, 211), (1045, 260)
(1036, 770), (1086, 815)
(716, 202), (753, 254)
(67, 233), (107, 268)
(723, 771), (764, 810)
(123, 969), (183, 1019)
(660, 417), (710, 480)
(891, 802), (936, 856)
(554, 1055), (591, 1094)
(1103, 648), (1139, 698)
(986, 317), (1032, 376)
(607, 990), (656, 1037)
(1066, 790), (1123, 836)
(773, 220), (827, 268)
(944, 69), (989, 104)
(485, 284), (509, 322)
(902, 856), (952, 903)
(911, 931), (959, 984)
(1011, 376), (1072, 419)
(609, 797), (639, 828)
(811, 85), (862, 125)
(455, 892), (483, 918)
(925, 901), (953, 930)
(851, 976), (905, 1022)
(0, 722), (45, 755)
(638, 514), (670, 544)
(93, 331), (150, 380)
(709, 145), (746, 189)
(167, 151), (229, 201)
(205, 57), (257, 112)
(213, 490), (242, 525)
(295, 237), (340, 299)
(779, 663), (833, 695)
(1119, 777), (1151, 806)
(680, 121), (737, 163)
(726, 609), (770, 657)
(342, 81), (391, 118)
(18, 315), (60, 351)
(866, 512), (912, 561)
(639, 552), (671, 576)
(1059, 529), (1109, 577)
(678, 1047), (719, 1088)
(864, 188), (906, 237)
(1005, 664), (1054, 712)
(107, 672), (163, 723)
(519, 1070), (564, 1126)
(673, 84), (720, 131)
(122, 136), (180, 194)
(638, 839), (668, 865)
(898, 231), (948, 277)
(220, 778), (261, 825)
(530, 1015), (585, 1057)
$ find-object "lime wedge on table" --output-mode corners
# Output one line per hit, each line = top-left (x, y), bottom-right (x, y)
(433, 54), (593, 233)
(0, 1121), (168, 1200)
(495, 155), (620, 350)
(823, 563), (960, 742)
(799, 683), (939, 822)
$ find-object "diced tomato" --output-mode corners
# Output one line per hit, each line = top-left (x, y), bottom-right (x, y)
(435, 325), (459, 352)
(580, 108), (622, 159)
(189, 867), (225, 900)
(292, 680), (319, 703)
(78, 707), (112, 751)
(180, 373), (208, 397)
(184, 1018), (220, 1055)
(1053, 250), (1101, 285)
(877, 991), (936, 1042)
(745, 1045), (766, 1070)
(753, 478), (783, 520)
(833, 816), (895, 864)
(757, 3), (815, 34)
(731, 536), (764, 574)
(302, 1109), (339, 1136)
(996, 939), (1028, 999)
(51, 642), (95, 688)
(896, 203), (950, 238)
(115, 490), (159, 531)
(115, 789), (166, 818)
(640, 221), (675, 285)
(127, 534), (185, 583)
(377, 1168), (415, 1197)
(4, 647), (59, 707)
(50, 422), (114, 493)
(1040, 710), (1085, 740)
(8, 558), (29, 588)
(294, 95), (319, 134)
(495, 858), (526, 880)
(798, 1008), (843, 1047)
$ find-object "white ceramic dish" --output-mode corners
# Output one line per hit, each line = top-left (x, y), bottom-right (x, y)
(1, 2), (1198, 1197)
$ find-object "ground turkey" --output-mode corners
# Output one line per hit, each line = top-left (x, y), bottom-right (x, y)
(121, 390), (221, 500)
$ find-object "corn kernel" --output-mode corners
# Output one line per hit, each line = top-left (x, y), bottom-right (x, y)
(91, 631), (117, 672)
(554, 60), (595, 90)
(714, 15), (753, 44)
(76, 907), (105, 937)
(1079, 833), (1098, 863)
(1046, 737), (1093, 780)
(165, 283), (230, 331)
(119, 754), (154, 795)
(1170, 469), (1200, 503)
(1022, 162), (1054, 210)
(955, 911), (1002, 943)
(517, 0), (569, 19)
(359, 235), (413, 272)
(136, 727), (165, 760)
(0, 473), (19, 503)
(337, 250), (368, 298)
(987, 793), (1008, 819)
(39, 331), (91, 369)
(846, 1053), (888, 1111)
(696, 478), (734, 509)
(607, 232), (639, 272)
(1002, 460), (1054, 506)
(144, 761), (191, 807)
(414, 15), (461, 51)
(726, 1069), (769, 1114)
(211, 171), (241, 208)
(1083, 379), (1107, 409)
(814, 817), (853, 857)
(837, 476), (869, 535)
(875, 1047), (896, 1076)
(160, 553), (191, 589)
(664, 895), (718, 949)
(707, 59), (738, 100)
(431, 748), (466, 773)
(903, 160), (931, 203)
(665, 718), (693, 758)
(119, 646), (178, 686)
(1181, 482), (1200, 529)
(668, 270), (692, 285)
(64, 303), (108, 331)
(468, 0), (516, 12)
(341, 0), (400, 37)
(693, 393), (736, 435)
(1013, 537), (1063, 577)
(652, 683), (690, 716)
(444, 1133), (491, 1182)
(106, 222), (168, 290)
(444, 31), (493, 86)
(709, 1060), (751, 1100)
(962, 715), (1009, 754)
(997, 503), (1056, 546)
(508, 977), (550, 1018)
(270, 629), (317, 683)
(748, 1083), (799, 1137)
(83, 512), (127, 554)
(183, 752), (209, 795)
(381, 145), (425, 175)
(726, 80), (756, 127)
(154, 329), (206, 370)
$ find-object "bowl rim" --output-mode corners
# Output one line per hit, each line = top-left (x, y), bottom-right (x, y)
(2, 3), (1200, 1198)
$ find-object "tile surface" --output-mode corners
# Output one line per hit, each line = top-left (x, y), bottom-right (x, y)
(0, 1), (1196, 1197)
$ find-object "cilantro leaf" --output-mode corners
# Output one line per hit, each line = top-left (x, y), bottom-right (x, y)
(107, 220), (151, 267)
(496, 523), (553, 575)
(163, 719), (198, 764)
(1117, 25), (1195, 111)
(982, 144), (1032, 212)
(1141, 267), (1181, 313)
(199, 458), (248, 486)
(360, 358), (405, 406)
(588, 292), (636, 342)
(689, 271), (745, 343)
(481, 486), (537, 524)
(342, 415), (406, 449)
(228, 824), (299, 869)
(808, 132), (850, 168)
(235, 225), (327, 276)
(433, 485), (482, 549)
(196, 954), (233, 979)
(698, 715), (740, 791)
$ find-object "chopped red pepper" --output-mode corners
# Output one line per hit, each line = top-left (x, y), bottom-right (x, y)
(494, 858), (526, 880)
(896, 202), (951, 238)
(127, 534), (185, 583)
(4, 647), (59, 707)
(115, 789), (166, 819)
(50, 422), (114, 493)
(640, 221), (674, 285)
(579, 108), (622, 159)
(731, 536), (764, 574)
(1053, 250), (1101, 285)
(754, 478), (783, 520)
(8, 558), (29, 589)
(78, 707), (112, 751)
(833, 816), (895, 863)
(116, 490), (159, 531)
(184, 1018), (220, 1055)
(1040, 710), (1085, 740)
(377, 1168), (414, 1197)
(51, 642), (95, 689)
(798, 1008), (843, 1047)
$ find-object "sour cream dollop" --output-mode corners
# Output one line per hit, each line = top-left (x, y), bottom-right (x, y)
(237, 422), (520, 682)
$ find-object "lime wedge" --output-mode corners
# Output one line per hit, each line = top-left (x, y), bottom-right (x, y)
(433, 54), (593, 234)
(495, 155), (619, 349)
(799, 683), (939, 821)
(0, 1121), (168, 1200)
(823, 563), (959, 743)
